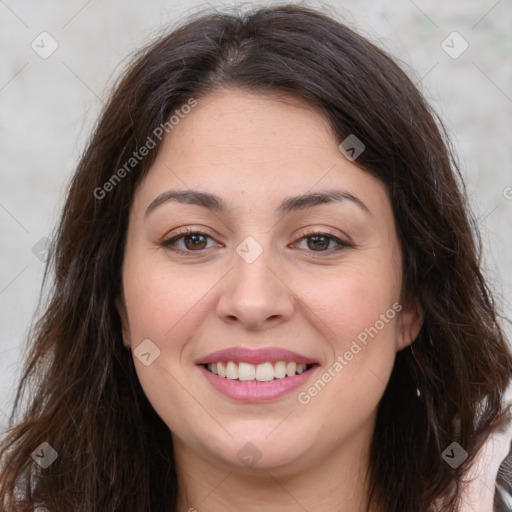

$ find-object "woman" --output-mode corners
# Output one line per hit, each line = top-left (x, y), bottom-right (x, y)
(1, 4), (511, 511)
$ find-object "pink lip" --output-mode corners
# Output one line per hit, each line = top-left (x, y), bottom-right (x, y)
(198, 364), (320, 402)
(195, 347), (318, 365)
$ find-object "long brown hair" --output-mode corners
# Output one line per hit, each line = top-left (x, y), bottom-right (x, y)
(1, 4), (511, 511)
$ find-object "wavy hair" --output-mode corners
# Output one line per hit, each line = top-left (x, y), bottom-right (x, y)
(1, 4), (511, 511)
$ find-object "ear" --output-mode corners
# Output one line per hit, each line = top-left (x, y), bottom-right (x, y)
(396, 299), (424, 351)
(116, 295), (132, 348)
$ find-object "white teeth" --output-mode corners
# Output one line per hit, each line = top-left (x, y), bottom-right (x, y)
(238, 362), (256, 381)
(206, 361), (311, 381)
(286, 362), (297, 377)
(226, 361), (238, 380)
(256, 362), (274, 381)
(274, 361), (287, 379)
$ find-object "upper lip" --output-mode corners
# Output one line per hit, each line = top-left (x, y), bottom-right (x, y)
(195, 347), (319, 365)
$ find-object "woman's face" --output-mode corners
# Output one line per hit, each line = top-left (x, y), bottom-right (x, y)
(119, 88), (422, 472)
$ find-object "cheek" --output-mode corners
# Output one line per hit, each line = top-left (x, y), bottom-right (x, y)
(300, 262), (400, 348)
(122, 260), (214, 431)
(295, 269), (400, 429)
(123, 258), (217, 343)
(298, 261), (400, 400)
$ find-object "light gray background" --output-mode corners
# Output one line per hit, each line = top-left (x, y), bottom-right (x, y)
(1, 0), (511, 497)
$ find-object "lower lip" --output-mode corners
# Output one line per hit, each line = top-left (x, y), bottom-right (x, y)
(198, 364), (319, 402)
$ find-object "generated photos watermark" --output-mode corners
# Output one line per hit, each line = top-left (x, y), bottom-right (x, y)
(31, 441), (58, 469)
(297, 302), (402, 405)
(134, 338), (161, 366)
(93, 97), (198, 200)
(338, 134), (365, 161)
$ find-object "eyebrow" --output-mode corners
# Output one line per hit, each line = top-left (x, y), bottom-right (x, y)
(144, 188), (371, 219)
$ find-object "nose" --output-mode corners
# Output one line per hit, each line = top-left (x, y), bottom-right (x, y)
(216, 242), (295, 331)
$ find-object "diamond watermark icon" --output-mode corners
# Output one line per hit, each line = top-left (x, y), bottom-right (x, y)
(338, 134), (365, 161)
(237, 442), (263, 467)
(134, 338), (161, 366)
(31, 442), (58, 469)
(441, 32), (469, 59)
(441, 441), (468, 468)
(236, 236), (263, 264)
(31, 32), (59, 59)
(32, 237), (51, 262)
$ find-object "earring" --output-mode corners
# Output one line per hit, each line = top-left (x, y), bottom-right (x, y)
(409, 339), (422, 398)
(410, 338), (417, 359)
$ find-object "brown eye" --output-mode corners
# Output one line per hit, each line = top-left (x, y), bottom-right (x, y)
(306, 235), (331, 251)
(294, 232), (350, 253)
(182, 234), (208, 250)
(162, 231), (218, 254)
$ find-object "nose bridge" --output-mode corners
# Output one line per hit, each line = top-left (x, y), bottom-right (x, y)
(233, 234), (281, 302)
(216, 234), (294, 327)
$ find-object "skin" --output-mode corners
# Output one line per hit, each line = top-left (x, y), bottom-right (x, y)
(117, 88), (423, 512)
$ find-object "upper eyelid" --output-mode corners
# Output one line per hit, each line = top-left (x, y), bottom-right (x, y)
(163, 227), (219, 242)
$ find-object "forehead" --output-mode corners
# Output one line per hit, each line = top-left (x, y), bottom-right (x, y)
(165, 89), (337, 166)
(132, 88), (390, 217)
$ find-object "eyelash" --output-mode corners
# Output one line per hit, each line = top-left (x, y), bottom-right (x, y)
(161, 227), (351, 256)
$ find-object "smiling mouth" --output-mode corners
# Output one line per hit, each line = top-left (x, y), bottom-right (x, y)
(203, 361), (318, 382)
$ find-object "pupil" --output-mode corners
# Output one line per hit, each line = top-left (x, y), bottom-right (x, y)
(308, 235), (328, 251)
(185, 234), (206, 250)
